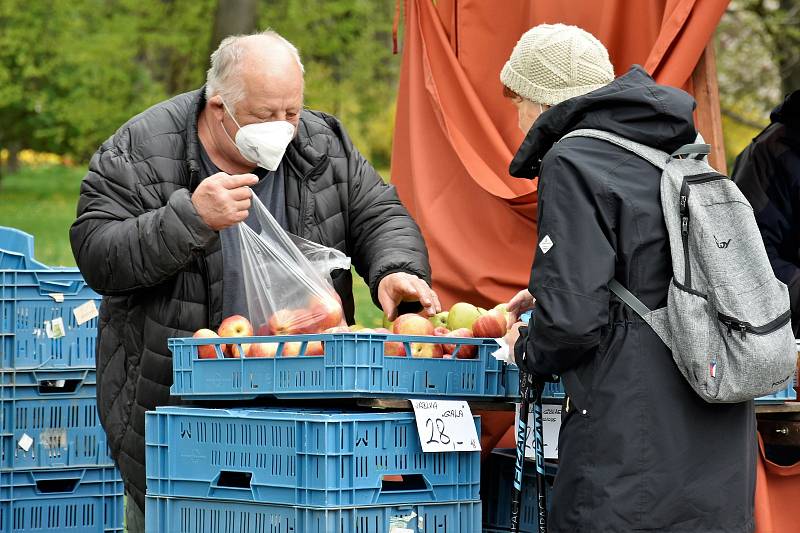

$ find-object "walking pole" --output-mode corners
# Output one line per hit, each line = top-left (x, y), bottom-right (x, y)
(511, 369), (547, 533)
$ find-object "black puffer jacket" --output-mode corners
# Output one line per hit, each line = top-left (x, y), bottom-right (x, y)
(733, 91), (800, 333)
(70, 89), (431, 511)
(513, 66), (755, 532)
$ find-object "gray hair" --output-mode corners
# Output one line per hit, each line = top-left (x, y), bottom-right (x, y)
(205, 30), (304, 109)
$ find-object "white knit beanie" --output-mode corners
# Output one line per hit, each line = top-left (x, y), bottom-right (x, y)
(500, 24), (615, 106)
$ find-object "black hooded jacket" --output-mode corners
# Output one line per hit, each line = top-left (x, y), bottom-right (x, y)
(514, 66), (755, 533)
(733, 90), (800, 333)
(70, 89), (431, 511)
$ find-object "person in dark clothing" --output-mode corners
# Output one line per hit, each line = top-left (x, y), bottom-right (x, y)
(70, 31), (440, 530)
(733, 90), (800, 334)
(501, 24), (755, 532)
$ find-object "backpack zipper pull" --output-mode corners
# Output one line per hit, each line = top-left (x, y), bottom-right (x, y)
(739, 324), (747, 340)
(681, 216), (689, 235)
(726, 321), (733, 337)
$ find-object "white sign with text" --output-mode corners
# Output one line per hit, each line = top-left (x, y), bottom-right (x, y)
(410, 399), (481, 453)
(515, 401), (562, 460)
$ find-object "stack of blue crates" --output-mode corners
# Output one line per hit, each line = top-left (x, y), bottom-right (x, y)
(0, 227), (123, 532)
(147, 303), (522, 531)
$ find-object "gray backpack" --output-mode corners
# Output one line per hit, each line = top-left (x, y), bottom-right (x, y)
(561, 128), (796, 403)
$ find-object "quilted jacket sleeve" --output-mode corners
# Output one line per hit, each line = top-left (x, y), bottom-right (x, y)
(332, 118), (432, 306)
(70, 134), (217, 295)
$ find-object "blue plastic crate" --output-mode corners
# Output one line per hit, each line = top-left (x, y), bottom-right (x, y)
(146, 407), (480, 506)
(0, 369), (112, 469)
(170, 332), (518, 400)
(0, 228), (46, 270)
(481, 449), (557, 533)
(146, 496), (481, 533)
(0, 268), (100, 370)
(0, 466), (123, 532)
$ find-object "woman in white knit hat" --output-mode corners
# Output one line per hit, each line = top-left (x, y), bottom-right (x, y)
(503, 24), (756, 533)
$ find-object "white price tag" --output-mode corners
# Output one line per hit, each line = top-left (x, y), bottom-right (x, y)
(73, 300), (99, 325)
(410, 399), (481, 453)
(515, 401), (561, 460)
(44, 317), (66, 339)
(18, 433), (33, 452)
(48, 293), (65, 303)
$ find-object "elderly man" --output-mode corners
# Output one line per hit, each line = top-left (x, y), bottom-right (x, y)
(70, 31), (438, 529)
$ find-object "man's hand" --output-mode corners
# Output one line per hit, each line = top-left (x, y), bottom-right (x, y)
(192, 172), (259, 231)
(507, 288), (536, 325)
(378, 272), (441, 321)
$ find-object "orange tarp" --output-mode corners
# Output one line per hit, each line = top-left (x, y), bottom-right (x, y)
(391, 0), (728, 311)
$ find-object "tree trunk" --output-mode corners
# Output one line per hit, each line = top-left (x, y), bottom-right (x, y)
(6, 142), (20, 174)
(209, 0), (259, 55)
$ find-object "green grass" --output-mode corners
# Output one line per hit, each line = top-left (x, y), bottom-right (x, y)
(0, 164), (383, 327)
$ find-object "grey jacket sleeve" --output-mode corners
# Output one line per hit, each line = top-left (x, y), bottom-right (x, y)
(335, 121), (432, 307)
(517, 146), (617, 376)
(70, 137), (217, 295)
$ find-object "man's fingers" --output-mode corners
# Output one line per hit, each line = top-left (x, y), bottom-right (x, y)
(378, 289), (398, 322)
(430, 287), (442, 314)
(233, 199), (251, 212)
(221, 173), (259, 189)
(229, 186), (253, 201)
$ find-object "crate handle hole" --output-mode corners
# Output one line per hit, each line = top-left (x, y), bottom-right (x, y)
(37, 379), (81, 394)
(35, 477), (80, 494)
(216, 470), (253, 489)
(380, 473), (428, 492)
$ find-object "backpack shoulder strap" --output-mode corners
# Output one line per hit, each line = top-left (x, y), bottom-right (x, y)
(608, 279), (651, 318)
(559, 128), (670, 170)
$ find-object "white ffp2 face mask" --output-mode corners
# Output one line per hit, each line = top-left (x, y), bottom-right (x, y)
(222, 101), (296, 171)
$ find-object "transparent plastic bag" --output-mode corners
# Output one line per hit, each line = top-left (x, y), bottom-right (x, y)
(236, 195), (350, 336)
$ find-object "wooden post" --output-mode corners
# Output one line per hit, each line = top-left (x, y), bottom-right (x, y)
(692, 43), (726, 174)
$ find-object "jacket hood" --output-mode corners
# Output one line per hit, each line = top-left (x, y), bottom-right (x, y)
(510, 65), (697, 178)
(770, 90), (800, 128)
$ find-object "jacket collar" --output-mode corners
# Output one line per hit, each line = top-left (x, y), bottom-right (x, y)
(184, 87), (207, 189)
(284, 111), (329, 180)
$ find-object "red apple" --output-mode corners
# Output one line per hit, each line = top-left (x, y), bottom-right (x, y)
(308, 295), (344, 331)
(218, 315), (253, 357)
(305, 340), (325, 356)
(443, 328), (478, 359)
(256, 323), (273, 336)
(280, 342), (302, 357)
(433, 326), (450, 336)
(411, 343), (444, 359)
(193, 329), (224, 359)
(269, 309), (315, 335)
(384, 338), (406, 356)
(248, 342), (278, 358)
(393, 314), (435, 336)
(472, 310), (507, 339)
(374, 328), (392, 334)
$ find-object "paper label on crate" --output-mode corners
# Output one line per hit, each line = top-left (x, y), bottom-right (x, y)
(73, 300), (98, 325)
(515, 401), (561, 460)
(48, 293), (65, 303)
(18, 433), (33, 452)
(410, 399), (481, 453)
(44, 317), (66, 339)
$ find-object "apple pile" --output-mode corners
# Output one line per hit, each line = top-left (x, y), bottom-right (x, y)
(192, 293), (345, 359)
(383, 302), (511, 359)
(191, 299), (512, 361)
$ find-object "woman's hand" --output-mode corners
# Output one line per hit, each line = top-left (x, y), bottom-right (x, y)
(507, 288), (536, 325)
